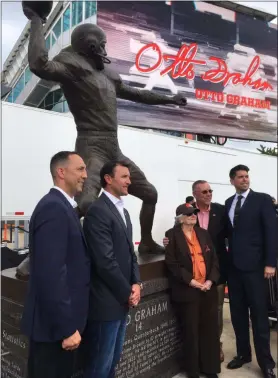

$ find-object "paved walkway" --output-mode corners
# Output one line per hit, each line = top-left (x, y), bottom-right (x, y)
(174, 301), (277, 378)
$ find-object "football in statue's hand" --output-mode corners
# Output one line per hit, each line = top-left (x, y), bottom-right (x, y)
(22, 1), (53, 23)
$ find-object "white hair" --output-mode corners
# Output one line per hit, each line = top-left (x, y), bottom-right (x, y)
(174, 214), (184, 224)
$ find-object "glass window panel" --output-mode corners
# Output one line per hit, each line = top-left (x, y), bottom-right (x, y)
(52, 101), (63, 113)
(53, 88), (63, 103)
(45, 35), (51, 51)
(85, 1), (97, 19)
(72, 1), (83, 27)
(51, 32), (56, 47)
(63, 101), (70, 112)
(25, 67), (32, 85)
(53, 17), (62, 39)
(45, 91), (54, 107)
(13, 75), (25, 101)
(63, 6), (70, 32)
(7, 92), (13, 102)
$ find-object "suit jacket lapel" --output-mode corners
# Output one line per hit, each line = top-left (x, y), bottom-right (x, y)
(208, 204), (216, 234)
(194, 227), (209, 266)
(175, 226), (192, 267)
(240, 189), (253, 211)
(175, 226), (209, 271)
(227, 195), (235, 213)
(72, 209), (88, 247)
(232, 189), (253, 226)
(50, 189), (87, 246)
(124, 209), (133, 244)
(226, 195), (235, 227)
(101, 194), (133, 249)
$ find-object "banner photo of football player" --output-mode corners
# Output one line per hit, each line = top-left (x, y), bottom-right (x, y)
(97, 1), (277, 142)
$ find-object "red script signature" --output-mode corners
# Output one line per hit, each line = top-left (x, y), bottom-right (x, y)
(135, 43), (273, 91)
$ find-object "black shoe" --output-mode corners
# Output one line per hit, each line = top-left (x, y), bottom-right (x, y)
(263, 368), (276, 378)
(205, 374), (218, 378)
(227, 356), (251, 369)
(188, 375), (199, 378)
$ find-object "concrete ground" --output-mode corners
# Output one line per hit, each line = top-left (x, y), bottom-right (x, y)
(174, 301), (277, 378)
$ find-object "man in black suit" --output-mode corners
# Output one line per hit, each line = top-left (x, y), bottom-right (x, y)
(225, 164), (277, 378)
(21, 151), (90, 378)
(83, 160), (141, 378)
(164, 180), (228, 362)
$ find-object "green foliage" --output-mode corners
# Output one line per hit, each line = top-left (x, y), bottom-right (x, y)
(257, 144), (278, 157)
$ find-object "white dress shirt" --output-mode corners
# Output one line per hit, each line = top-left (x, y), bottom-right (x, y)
(103, 190), (127, 226)
(53, 186), (77, 208)
(229, 188), (250, 224)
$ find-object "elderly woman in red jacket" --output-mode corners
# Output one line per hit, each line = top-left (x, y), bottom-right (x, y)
(165, 204), (220, 378)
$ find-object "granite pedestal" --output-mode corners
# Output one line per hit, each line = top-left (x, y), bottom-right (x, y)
(1, 255), (183, 378)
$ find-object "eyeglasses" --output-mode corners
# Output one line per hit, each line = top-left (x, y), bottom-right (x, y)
(201, 190), (213, 194)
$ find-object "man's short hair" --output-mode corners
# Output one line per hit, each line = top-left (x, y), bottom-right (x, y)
(50, 151), (78, 178)
(186, 196), (194, 203)
(192, 180), (207, 191)
(229, 164), (249, 179)
(100, 160), (129, 188)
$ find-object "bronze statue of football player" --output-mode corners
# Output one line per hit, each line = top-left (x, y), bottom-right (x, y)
(22, 1), (187, 255)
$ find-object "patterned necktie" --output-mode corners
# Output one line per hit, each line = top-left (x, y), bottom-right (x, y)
(233, 195), (243, 227)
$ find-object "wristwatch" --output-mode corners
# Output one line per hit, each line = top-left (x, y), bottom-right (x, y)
(136, 282), (143, 290)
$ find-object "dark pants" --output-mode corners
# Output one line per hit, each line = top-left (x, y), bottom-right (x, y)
(28, 339), (77, 378)
(84, 317), (127, 378)
(217, 284), (226, 339)
(228, 266), (275, 371)
(176, 286), (220, 376)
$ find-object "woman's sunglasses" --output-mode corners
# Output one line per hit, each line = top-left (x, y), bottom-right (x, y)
(184, 212), (198, 217)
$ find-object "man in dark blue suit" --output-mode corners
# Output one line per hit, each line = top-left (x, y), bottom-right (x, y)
(225, 164), (277, 378)
(83, 160), (141, 378)
(21, 151), (90, 378)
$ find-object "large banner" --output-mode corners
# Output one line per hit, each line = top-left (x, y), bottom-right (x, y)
(97, 1), (277, 142)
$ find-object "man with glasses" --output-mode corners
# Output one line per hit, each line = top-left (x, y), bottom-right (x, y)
(164, 180), (228, 363)
(192, 181), (228, 363)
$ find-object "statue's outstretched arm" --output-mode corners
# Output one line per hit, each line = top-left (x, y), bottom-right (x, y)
(28, 16), (73, 82)
(116, 81), (177, 105)
(116, 80), (187, 107)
